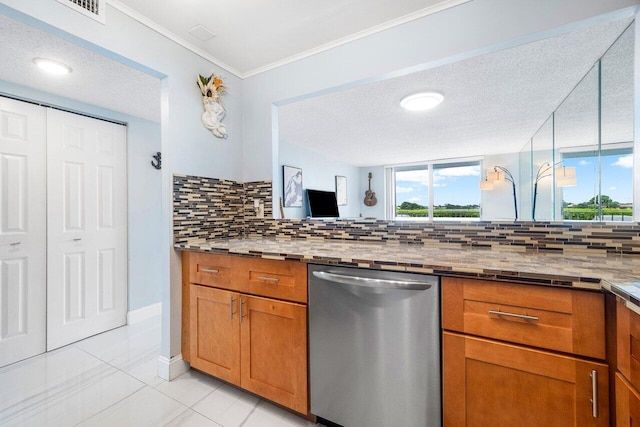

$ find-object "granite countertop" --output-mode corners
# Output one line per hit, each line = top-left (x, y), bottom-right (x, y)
(175, 237), (640, 308)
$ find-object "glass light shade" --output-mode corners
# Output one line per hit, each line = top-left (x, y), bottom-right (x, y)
(488, 170), (503, 181)
(555, 166), (577, 187)
(479, 179), (494, 190)
(33, 58), (72, 75)
(400, 92), (444, 111)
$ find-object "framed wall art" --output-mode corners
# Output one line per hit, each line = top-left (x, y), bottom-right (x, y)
(283, 165), (303, 207)
(335, 175), (347, 206)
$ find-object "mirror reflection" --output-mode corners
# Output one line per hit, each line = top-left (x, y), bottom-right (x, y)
(277, 18), (634, 222)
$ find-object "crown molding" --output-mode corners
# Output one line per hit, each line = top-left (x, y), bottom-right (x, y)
(107, 0), (242, 78)
(107, 0), (472, 79)
(242, 0), (473, 78)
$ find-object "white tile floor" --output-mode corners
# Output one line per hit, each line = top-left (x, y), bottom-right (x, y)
(0, 317), (320, 427)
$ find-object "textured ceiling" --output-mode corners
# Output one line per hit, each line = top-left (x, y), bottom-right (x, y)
(114, 0), (466, 76)
(0, 14), (161, 122)
(278, 19), (633, 167)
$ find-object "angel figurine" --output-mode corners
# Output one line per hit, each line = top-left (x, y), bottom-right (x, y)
(197, 73), (228, 139)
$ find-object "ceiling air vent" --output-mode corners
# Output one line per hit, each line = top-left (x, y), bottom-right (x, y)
(57, 0), (105, 24)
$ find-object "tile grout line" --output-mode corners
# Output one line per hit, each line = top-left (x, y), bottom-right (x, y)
(238, 399), (262, 427)
(71, 384), (147, 426)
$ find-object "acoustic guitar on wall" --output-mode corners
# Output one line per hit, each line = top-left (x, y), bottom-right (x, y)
(364, 172), (377, 206)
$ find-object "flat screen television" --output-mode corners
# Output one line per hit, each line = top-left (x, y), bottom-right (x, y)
(307, 189), (340, 218)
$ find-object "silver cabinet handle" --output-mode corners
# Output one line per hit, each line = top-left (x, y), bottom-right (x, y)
(72, 238), (82, 242)
(200, 268), (219, 274)
(240, 298), (246, 323)
(229, 296), (236, 319)
(488, 310), (539, 321)
(590, 369), (598, 418)
(257, 276), (279, 283)
(9, 242), (21, 246)
(312, 271), (432, 290)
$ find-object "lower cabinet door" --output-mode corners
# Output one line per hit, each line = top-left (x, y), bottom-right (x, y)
(190, 285), (241, 385)
(443, 332), (609, 427)
(616, 372), (640, 426)
(240, 295), (308, 414)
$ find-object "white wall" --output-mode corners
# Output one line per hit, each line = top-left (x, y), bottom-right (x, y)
(359, 166), (386, 219)
(0, 80), (162, 312)
(0, 0), (244, 369)
(279, 140), (360, 218)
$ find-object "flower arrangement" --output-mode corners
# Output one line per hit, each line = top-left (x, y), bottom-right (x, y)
(197, 72), (227, 102)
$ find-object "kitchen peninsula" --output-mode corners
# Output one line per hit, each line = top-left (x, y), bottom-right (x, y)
(177, 229), (640, 426)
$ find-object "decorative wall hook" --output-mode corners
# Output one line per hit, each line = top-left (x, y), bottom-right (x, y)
(151, 152), (161, 170)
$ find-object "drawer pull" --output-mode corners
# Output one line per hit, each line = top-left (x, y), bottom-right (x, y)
(590, 369), (598, 418)
(200, 268), (219, 274)
(257, 276), (279, 283)
(488, 310), (539, 321)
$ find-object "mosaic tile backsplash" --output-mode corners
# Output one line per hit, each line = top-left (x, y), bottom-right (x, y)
(174, 174), (640, 255)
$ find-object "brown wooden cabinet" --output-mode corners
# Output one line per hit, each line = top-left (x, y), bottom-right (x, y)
(183, 252), (308, 414)
(616, 372), (640, 426)
(442, 277), (609, 426)
(615, 299), (640, 425)
(189, 285), (240, 384)
(444, 332), (609, 427)
(240, 295), (307, 413)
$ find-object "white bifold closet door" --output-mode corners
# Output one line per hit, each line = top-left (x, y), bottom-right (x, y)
(0, 98), (46, 367)
(46, 108), (127, 351)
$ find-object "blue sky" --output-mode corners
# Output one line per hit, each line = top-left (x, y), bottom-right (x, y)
(562, 153), (632, 204)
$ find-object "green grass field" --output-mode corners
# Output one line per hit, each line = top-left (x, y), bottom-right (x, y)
(396, 209), (480, 218)
(562, 208), (633, 221)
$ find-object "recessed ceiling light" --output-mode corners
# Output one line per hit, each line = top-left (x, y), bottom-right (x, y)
(400, 92), (444, 111)
(33, 58), (72, 75)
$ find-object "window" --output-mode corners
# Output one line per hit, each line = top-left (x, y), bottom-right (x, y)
(561, 145), (633, 221)
(433, 162), (481, 219)
(394, 166), (429, 218)
(388, 160), (481, 220)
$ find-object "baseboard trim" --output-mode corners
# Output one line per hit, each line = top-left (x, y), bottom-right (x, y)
(127, 302), (162, 324)
(157, 354), (189, 381)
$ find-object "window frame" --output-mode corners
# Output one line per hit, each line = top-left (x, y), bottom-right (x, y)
(385, 157), (482, 221)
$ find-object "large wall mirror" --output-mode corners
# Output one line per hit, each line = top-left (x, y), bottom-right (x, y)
(275, 18), (635, 222)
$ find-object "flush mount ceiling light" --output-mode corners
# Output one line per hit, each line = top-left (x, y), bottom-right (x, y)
(400, 92), (444, 111)
(33, 58), (72, 75)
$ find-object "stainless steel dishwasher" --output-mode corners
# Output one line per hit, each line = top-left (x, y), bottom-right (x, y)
(308, 264), (441, 427)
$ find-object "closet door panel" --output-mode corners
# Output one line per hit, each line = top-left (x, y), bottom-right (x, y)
(47, 109), (127, 350)
(0, 97), (46, 367)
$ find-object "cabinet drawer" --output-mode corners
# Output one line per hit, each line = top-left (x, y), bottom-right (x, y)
(442, 277), (605, 359)
(617, 300), (640, 392)
(187, 252), (240, 291)
(235, 257), (307, 303)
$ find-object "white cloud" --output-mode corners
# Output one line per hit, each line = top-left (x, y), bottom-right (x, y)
(612, 154), (633, 168)
(609, 186), (616, 191)
(396, 169), (429, 186)
(397, 165), (479, 187)
(579, 160), (591, 166)
(435, 165), (480, 177)
(395, 186), (414, 194)
(408, 197), (422, 202)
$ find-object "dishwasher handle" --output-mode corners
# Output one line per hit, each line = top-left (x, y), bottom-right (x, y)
(312, 271), (433, 290)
